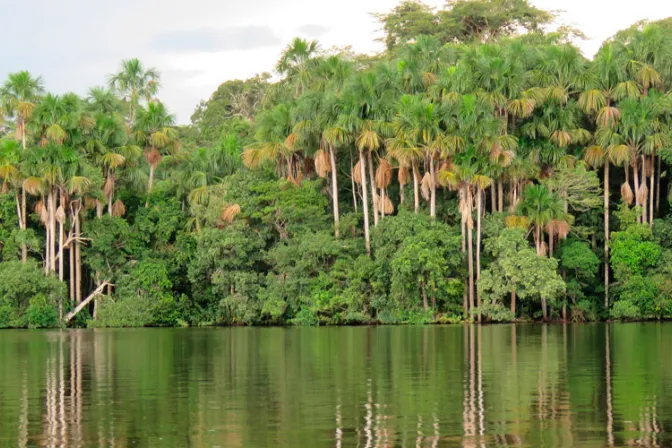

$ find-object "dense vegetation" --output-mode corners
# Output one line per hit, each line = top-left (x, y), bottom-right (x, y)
(2, 1), (672, 327)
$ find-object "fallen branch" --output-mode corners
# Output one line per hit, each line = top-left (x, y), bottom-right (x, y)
(63, 281), (112, 323)
(54, 235), (91, 264)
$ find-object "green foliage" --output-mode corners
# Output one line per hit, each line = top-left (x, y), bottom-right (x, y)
(0, 261), (65, 328)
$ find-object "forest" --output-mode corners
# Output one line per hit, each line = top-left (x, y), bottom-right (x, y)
(2, 0), (672, 327)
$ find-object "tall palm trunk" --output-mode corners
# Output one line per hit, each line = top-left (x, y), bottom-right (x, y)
(497, 181), (504, 213)
(461, 191), (467, 318)
(656, 155), (662, 213)
(649, 152), (654, 228)
(20, 189), (27, 262)
(367, 151), (378, 227)
(412, 160), (419, 214)
(429, 156), (436, 219)
(359, 150), (371, 255)
(604, 162), (610, 310)
(466, 188), (475, 316)
(476, 188), (482, 323)
(641, 155), (647, 223)
(490, 186), (496, 213)
(75, 213), (82, 304)
(48, 188), (56, 273)
(548, 228), (554, 258)
(58, 193), (65, 282)
(69, 227), (75, 304)
(350, 155), (358, 212)
(146, 165), (155, 208)
(329, 147), (340, 237)
(633, 159), (640, 223)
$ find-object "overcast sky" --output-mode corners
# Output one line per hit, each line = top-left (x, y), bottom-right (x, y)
(1, 0), (672, 124)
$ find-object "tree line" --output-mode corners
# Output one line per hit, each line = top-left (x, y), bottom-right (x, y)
(2, 0), (672, 327)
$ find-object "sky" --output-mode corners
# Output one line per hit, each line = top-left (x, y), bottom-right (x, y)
(1, 0), (672, 124)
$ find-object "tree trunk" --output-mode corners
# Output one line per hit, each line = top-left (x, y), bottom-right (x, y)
(633, 160), (640, 223)
(490, 185), (496, 213)
(641, 155), (647, 223)
(329, 147), (340, 237)
(535, 225), (542, 256)
(44, 198), (50, 275)
(379, 188), (385, 220)
(548, 228), (554, 258)
(429, 156), (436, 219)
(412, 160), (419, 214)
(421, 281), (428, 312)
(20, 189), (27, 262)
(497, 181), (504, 213)
(604, 163), (610, 311)
(367, 151), (378, 227)
(350, 159), (358, 213)
(476, 188), (482, 323)
(75, 215), (82, 304)
(541, 297), (548, 321)
(49, 189), (57, 273)
(461, 200), (467, 318)
(146, 165), (155, 208)
(64, 282), (111, 323)
(510, 290), (516, 317)
(69, 229), (75, 303)
(467, 207), (475, 317)
(359, 150), (371, 256)
(400, 184), (405, 205)
(649, 152), (655, 228)
(656, 155), (662, 213)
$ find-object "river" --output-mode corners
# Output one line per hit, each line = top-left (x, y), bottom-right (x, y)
(0, 324), (668, 447)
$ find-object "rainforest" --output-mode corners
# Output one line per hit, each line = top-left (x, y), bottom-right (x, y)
(2, 0), (672, 328)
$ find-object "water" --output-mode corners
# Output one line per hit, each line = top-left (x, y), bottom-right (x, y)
(0, 324), (669, 447)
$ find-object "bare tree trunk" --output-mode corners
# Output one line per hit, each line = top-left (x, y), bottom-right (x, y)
(541, 297), (548, 321)
(467, 212), (475, 316)
(605, 163), (610, 311)
(641, 155), (647, 223)
(20, 189), (27, 262)
(359, 150), (371, 256)
(45, 200), (50, 275)
(75, 215), (82, 304)
(367, 151), (378, 227)
(412, 160), (419, 214)
(656, 155), (662, 213)
(490, 185), (496, 213)
(49, 189), (57, 273)
(497, 181), (504, 213)
(379, 188), (385, 220)
(421, 281), (428, 312)
(650, 152), (655, 228)
(548, 228), (554, 258)
(64, 282), (111, 323)
(350, 160), (358, 213)
(146, 165), (155, 208)
(429, 156), (436, 219)
(634, 160), (641, 223)
(461, 201), (467, 318)
(400, 184), (405, 205)
(329, 147), (340, 237)
(510, 290), (516, 317)
(69, 231), (75, 303)
(476, 188), (482, 323)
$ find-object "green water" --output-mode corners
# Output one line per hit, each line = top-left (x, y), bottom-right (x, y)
(0, 324), (669, 447)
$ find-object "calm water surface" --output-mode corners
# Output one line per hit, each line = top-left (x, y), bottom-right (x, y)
(0, 324), (669, 447)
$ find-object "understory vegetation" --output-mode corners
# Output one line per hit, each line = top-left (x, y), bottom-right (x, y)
(3, 0), (672, 327)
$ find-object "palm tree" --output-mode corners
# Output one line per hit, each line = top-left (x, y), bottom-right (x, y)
(1, 71), (45, 149)
(517, 184), (565, 319)
(108, 58), (161, 124)
(276, 38), (320, 97)
(1, 71), (45, 261)
(133, 101), (178, 207)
